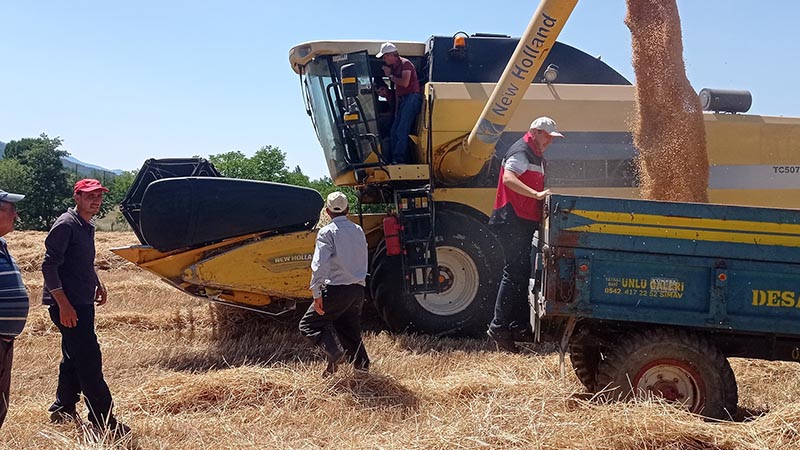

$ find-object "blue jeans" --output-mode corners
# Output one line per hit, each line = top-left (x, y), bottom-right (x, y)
(390, 93), (422, 164)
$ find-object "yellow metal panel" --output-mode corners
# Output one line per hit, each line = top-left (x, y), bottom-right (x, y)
(183, 230), (318, 300)
(706, 113), (800, 165)
(709, 190), (800, 209)
(569, 209), (800, 247)
(433, 188), (497, 217)
(110, 232), (266, 279)
(430, 83), (636, 134)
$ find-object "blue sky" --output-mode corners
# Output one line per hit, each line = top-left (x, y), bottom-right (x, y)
(2, 1), (798, 179)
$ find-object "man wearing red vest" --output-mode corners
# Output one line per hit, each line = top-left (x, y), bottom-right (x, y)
(487, 117), (564, 353)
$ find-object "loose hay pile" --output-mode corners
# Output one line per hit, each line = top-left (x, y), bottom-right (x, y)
(626, 0), (709, 202)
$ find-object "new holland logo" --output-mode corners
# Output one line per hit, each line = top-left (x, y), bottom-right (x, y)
(272, 253), (313, 264)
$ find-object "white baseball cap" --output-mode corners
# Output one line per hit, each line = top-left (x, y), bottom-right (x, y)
(0, 190), (24, 203)
(326, 191), (349, 213)
(530, 117), (564, 138)
(376, 42), (398, 58)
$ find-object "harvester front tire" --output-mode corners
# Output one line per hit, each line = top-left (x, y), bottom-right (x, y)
(595, 328), (738, 419)
(371, 210), (502, 337)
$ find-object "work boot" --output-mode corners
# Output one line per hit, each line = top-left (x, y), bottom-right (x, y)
(92, 418), (132, 442)
(49, 409), (80, 424)
(318, 328), (346, 377)
(512, 327), (534, 342)
(353, 357), (370, 374)
(487, 329), (520, 354)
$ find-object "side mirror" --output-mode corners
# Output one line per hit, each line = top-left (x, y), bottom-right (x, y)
(340, 63), (359, 98)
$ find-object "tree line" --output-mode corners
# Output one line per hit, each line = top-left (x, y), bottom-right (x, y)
(1, 134), (348, 231)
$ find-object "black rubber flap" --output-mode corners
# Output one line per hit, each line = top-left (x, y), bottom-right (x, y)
(139, 177), (323, 251)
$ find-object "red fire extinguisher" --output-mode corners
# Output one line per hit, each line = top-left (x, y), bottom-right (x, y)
(383, 214), (402, 256)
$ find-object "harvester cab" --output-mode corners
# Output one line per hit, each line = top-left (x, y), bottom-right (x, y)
(294, 42), (429, 185)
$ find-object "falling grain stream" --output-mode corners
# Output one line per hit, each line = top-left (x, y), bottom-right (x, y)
(626, 0), (709, 202)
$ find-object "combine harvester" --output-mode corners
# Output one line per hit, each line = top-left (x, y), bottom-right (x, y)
(113, 0), (800, 361)
(114, 0), (800, 334)
(111, 0), (800, 419)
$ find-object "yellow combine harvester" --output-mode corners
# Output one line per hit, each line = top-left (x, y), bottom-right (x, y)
(113, 0), (800, 336)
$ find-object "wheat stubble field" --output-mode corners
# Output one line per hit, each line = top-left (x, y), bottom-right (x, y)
(1, 231), (800, 449)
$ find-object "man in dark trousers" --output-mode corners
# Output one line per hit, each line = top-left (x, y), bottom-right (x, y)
(0, 190), (29, 429)
(299, 191), (369, 377)
(487, 117), (564, 353)
(42, 178), (130, 437)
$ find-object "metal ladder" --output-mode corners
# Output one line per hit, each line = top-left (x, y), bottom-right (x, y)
(394, 187), (439, 294)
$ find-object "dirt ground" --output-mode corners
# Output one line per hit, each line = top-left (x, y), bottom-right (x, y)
(0, 231), (798, 449)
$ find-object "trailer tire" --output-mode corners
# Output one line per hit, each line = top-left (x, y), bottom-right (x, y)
(569, 342), (602, 391)
(371, 210), (502, 337)
(595, 328), (738, 419)
(569, 329), (613, 391)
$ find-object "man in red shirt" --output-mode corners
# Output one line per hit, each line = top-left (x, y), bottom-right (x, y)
(487, 117), (564, 353)
(378, 42), (422, 164)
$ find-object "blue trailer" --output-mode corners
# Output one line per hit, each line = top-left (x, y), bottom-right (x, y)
(535, 194), (800, 419)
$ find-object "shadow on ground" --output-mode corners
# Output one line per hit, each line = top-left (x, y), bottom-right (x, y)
(332, 372), (419, 412)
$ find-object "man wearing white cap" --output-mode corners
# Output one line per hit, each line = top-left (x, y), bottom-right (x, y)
(486, 117), (564, 353)
(377, 42), (421, 164)
(299, 191), (369, 377)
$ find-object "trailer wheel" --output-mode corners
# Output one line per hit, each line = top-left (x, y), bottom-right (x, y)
(569, 339), (602, 391)
(371, 210), (502, 337)
(595, 328), (738, 419)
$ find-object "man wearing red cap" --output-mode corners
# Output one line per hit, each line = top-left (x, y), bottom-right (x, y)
(41, 178), (129, 437)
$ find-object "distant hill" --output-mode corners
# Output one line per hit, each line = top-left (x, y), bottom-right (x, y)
(61, 156), (122, 179)
(0, 140), (121, 179)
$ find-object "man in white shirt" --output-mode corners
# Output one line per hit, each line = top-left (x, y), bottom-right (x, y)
(299, 192), (369, 377)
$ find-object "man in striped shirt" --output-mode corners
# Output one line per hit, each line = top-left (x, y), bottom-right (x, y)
(0, 189), (29, 429)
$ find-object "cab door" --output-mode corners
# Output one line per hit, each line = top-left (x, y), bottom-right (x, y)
(331, 50), (385, 166)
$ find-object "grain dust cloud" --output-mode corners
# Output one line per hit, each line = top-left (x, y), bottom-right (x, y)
(626, 0), (709, 203)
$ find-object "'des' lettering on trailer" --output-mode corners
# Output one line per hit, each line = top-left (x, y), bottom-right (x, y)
(751, 290), (799, 308)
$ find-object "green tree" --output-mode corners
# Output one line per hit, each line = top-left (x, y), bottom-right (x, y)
(207, 151), (259, 180)
(105, 170), (137, 207)
(103, 170), (137, 228)
(207, 145), (380, 214)
(250, 146), (293, 183)
(3, 134), (72, 230)
(0, 159), (33, 199)
(209, 146), (303, 184)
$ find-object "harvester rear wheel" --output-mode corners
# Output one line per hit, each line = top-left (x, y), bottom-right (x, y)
(595, 328), (738, 419)
(371, 209), (502, 337)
